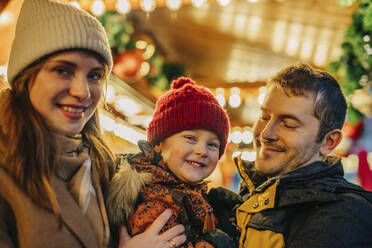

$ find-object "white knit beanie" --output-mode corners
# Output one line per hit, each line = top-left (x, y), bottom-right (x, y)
(7, 0), (113, 85)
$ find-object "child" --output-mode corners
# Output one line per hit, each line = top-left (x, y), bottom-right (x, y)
(107, 77), (236, 247)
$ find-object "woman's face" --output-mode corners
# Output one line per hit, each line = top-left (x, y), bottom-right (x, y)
(29, 51), (105, 135)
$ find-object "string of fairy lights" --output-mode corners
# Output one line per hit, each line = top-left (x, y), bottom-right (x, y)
(69, 0), (239, 15)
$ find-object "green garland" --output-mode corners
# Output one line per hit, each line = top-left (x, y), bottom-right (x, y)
(98, 12), (186, 91)
(98, 12), (135, 54)
(329, 0), (372, 123)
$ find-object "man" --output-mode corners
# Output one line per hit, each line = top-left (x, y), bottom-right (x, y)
(210, 63), (372, 248)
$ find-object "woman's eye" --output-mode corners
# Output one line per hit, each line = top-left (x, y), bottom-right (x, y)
(55, 67), (71, 77)
(89, 72), (103, 81)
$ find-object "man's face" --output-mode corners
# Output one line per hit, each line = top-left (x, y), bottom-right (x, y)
(253, 85), (323, 176)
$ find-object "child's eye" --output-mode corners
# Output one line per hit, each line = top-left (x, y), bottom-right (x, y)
(184, 135), (196, 142)
(208, 142), (220, 149)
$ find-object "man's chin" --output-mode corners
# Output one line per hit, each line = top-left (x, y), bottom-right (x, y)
(255, 160), (279, 176)
(255, 160), (267, 173)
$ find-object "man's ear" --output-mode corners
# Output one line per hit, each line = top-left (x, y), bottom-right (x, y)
(319, 129), (343, 156)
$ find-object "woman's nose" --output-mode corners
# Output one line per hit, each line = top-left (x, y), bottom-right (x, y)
(69, 75), (90, 101)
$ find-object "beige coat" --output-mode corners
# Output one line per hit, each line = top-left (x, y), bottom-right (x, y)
(0, 166), (104, 248)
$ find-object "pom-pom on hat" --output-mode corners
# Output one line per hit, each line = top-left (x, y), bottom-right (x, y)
(147, 77), (230, 157)
(7, 0), (113, 85)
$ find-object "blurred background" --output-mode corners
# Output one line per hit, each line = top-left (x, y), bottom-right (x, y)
(1, 0), (372, 191)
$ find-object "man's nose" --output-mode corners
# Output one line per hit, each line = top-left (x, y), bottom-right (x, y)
(261, 120), (279, 142)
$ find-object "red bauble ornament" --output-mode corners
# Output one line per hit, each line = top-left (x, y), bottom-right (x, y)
(342, 120), (364, 141)
(113, 49), (144, 82)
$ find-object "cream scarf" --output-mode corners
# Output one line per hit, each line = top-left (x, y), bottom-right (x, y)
(54, 132), (109, 247)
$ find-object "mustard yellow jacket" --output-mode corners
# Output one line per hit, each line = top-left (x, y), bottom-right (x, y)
(235, 156), (372, 248)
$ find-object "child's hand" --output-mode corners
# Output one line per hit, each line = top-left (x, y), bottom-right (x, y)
(118, 209), (187, 248)
(207, 187), (243, 242)
(207, 187), (243, 214)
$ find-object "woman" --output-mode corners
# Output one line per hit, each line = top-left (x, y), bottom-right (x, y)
(0, 0), (185, 247)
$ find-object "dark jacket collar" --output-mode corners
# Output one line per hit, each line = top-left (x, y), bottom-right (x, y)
(236, 156), (342, 190)
(236, 156), (372, 207)
(278, 156), (343, 183)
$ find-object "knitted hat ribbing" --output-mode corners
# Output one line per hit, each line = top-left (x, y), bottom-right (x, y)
(7, 0), (113, 85)
(147, 77), (230, 157)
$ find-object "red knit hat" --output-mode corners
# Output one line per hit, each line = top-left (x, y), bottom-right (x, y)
(147, 77), (230, 157)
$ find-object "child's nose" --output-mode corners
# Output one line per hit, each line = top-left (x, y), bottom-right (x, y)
(194, 142), (208, 157)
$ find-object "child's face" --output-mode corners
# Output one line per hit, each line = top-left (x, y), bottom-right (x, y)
(155, 129), (221, 183)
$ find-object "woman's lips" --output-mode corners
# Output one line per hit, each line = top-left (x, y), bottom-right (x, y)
(58, 104), (87, 120)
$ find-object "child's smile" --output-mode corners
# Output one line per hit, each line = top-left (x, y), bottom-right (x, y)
(155, 129), (221, 183)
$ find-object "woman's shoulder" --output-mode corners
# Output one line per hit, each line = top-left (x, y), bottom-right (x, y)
(0, 167), (19, 196)
(0, 191), (17, 247)
(0, 166), (31, 213)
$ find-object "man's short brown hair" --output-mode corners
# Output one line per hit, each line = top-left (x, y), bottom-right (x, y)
(267, 63), (347, 143)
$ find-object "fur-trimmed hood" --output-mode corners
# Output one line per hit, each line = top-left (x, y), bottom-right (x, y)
(106, 155), (152, 227)
(107, 141), (226, 247)
(106, 140), (210, 227)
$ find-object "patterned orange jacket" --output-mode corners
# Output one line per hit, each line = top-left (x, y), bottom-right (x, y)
(108, 141), (219, 248)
